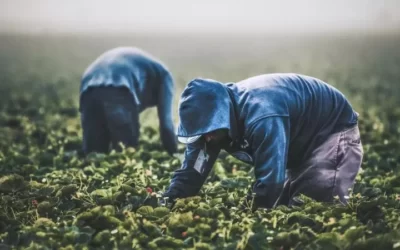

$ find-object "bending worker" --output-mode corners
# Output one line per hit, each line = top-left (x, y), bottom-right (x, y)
(79, 47), (177, 155)
(163, 73), (363, 209)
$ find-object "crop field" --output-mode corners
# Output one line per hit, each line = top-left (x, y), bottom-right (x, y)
(0, 32), (400, 250)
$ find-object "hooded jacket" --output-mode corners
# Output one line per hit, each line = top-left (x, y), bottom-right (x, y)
(164, 73), (358, 208)
(80, 47), (177, 154)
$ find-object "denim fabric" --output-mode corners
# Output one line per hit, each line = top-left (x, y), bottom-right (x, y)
(80, 47), (177, 155)
(276, 124), (363, 206)
(80, 87), (139, 154)
(164, 73), (361, 208)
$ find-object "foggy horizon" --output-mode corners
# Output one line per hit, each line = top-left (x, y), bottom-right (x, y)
(0, 0), (399, 34)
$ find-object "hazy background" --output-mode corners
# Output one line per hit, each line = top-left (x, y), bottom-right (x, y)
(0, 0), (399, 127)
(1, 0), (399, 34)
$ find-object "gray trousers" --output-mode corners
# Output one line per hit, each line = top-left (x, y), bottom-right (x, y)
(80, 87), (139, 155)
(278, 125), (364, 206)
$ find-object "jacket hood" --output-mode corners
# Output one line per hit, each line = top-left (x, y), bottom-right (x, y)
(177, 78), (238, 143)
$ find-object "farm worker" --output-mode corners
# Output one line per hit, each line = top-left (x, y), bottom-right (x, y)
(163, 73), (363, 209)
(79, 47), (177, 155)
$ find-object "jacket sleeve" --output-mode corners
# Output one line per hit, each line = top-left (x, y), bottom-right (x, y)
(163, 140), (221, 199)
(247, 116), (290, 208)
(157, 71), (178, 155)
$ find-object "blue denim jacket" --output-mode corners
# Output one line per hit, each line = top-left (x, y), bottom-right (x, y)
(80, 47), (177, 154)
(164, 73), (358, 208)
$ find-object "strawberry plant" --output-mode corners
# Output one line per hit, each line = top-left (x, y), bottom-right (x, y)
(1, 32), (400, 250)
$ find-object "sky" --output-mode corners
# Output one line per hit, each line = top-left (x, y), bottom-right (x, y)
(0, 0), (399, 34)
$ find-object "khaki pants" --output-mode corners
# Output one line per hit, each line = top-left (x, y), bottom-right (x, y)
(278, 125), (364, 206)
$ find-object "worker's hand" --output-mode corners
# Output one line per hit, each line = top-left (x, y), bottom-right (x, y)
(164, 168), (204, 197)
(160, 192), (178, 209)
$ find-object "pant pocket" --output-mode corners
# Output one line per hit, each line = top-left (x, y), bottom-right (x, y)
(344, 126), (361, 145)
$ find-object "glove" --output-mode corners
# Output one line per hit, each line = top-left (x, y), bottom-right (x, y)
(163, 168), (206, 198)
